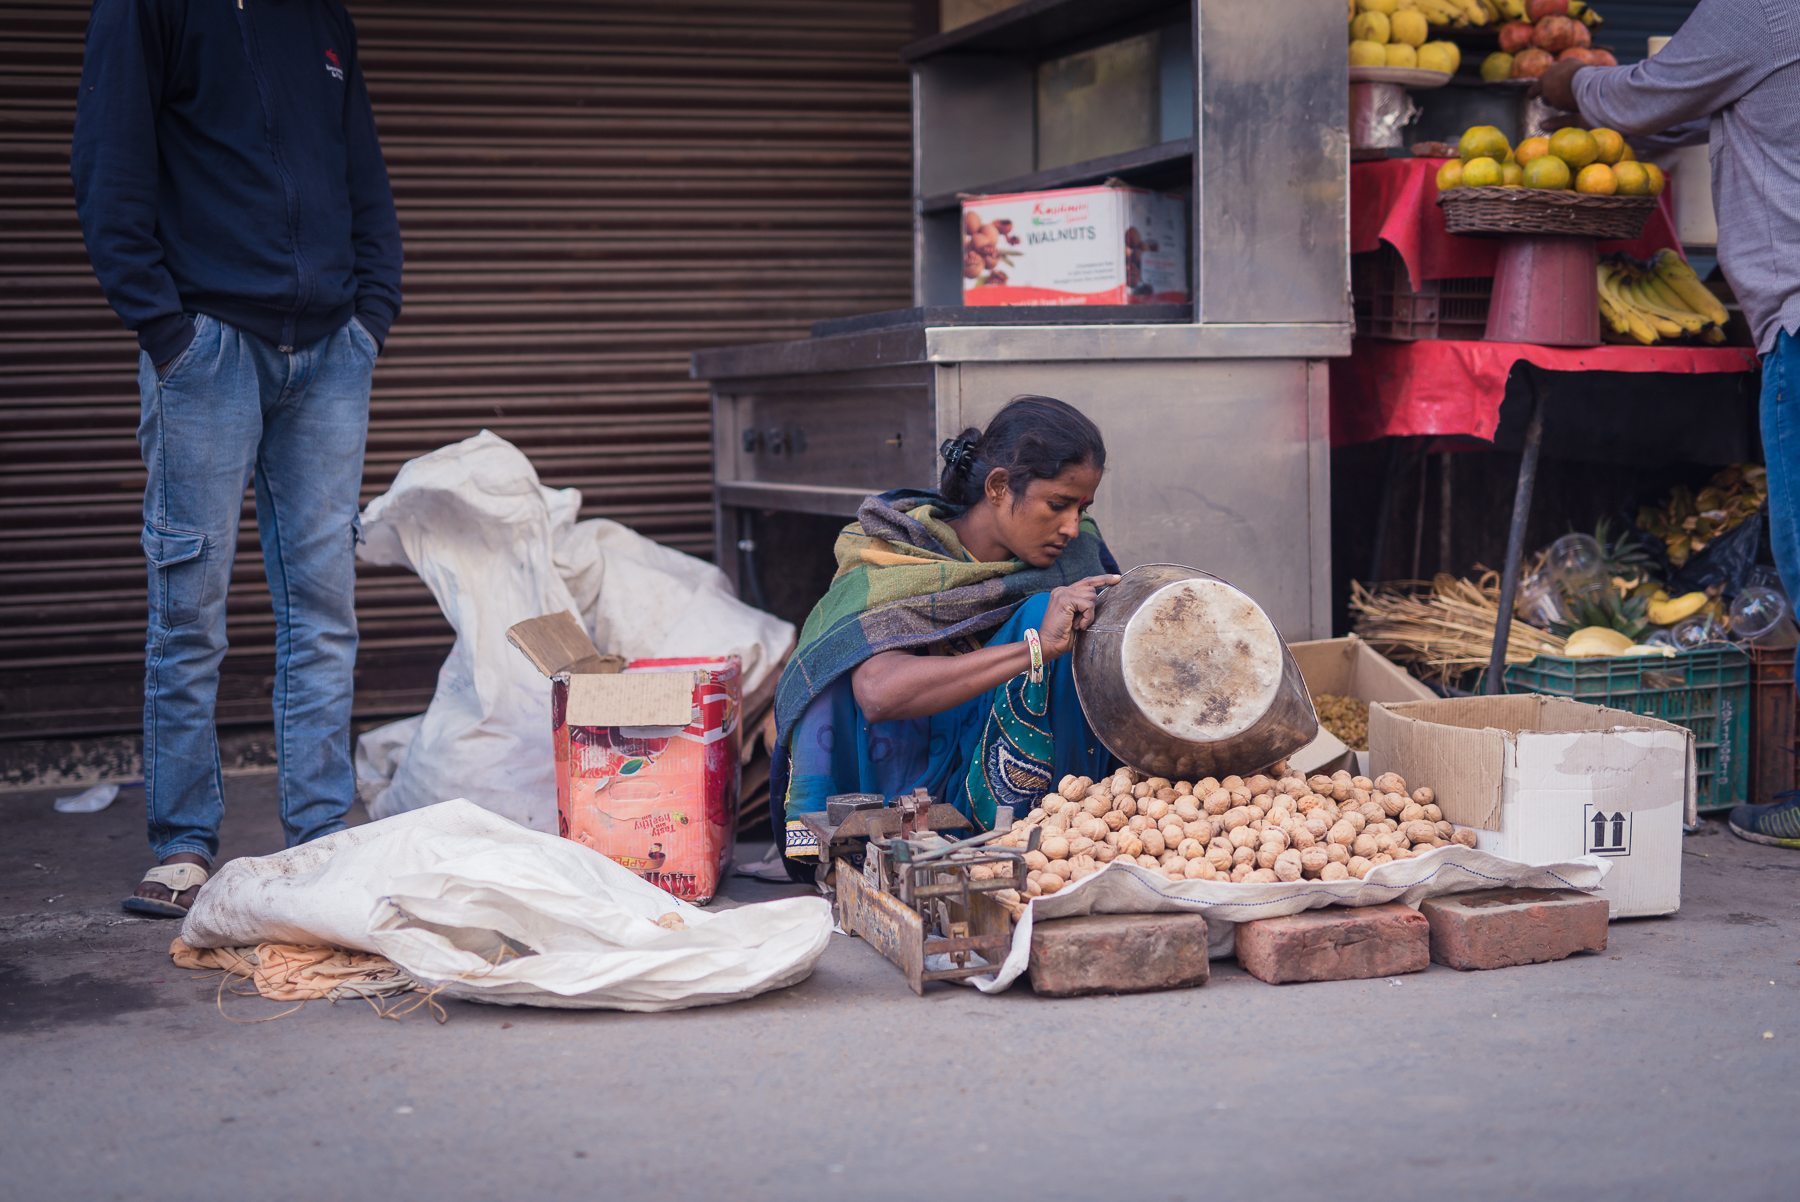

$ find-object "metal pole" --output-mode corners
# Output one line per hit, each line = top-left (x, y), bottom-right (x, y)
(1486, 373), (1546, 694)
(1368, 436), (1408, 585)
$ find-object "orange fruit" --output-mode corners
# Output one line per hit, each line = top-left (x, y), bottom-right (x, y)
(1643, 163), (1666, 195)
(1590, 128), (1626, 165)
(1501, 161), (1524, 186)
(1618, 143), (1637, 162)
(1575, 163), (1617, 194)
(1436, 160), (1466, 190)
(1523, 155), (1572, 190)
(1462, 157), (1504, 187)
(1458, 125), (1512, 163)
(1549, 127), (1599, 171)
(1515, 136), (1552, 166)
(1612, 161), (1651, 196)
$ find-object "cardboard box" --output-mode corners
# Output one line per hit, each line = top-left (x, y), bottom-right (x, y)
(1287, 635), (1437, 776)
(961, 184), (1187, 306)
(1369, 695), (1691, 919)
(509, 612), (739, 904)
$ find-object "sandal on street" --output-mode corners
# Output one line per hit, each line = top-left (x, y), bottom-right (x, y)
(122, 862), (210, 918)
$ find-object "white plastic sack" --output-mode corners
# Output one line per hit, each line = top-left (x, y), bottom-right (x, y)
(180, 800), (833, 1011)
(355, 430), (793, 828)
(965, 846), (1613, 993)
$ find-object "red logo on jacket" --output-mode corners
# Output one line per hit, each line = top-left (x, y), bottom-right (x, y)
(325, 48), (344, 81)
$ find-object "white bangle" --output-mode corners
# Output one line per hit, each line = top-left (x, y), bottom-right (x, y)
(1024, 627), (1044, 683)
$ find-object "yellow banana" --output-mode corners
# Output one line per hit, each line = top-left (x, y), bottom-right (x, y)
(1598, 265), (1659, 344)
(1454, 0), (1487, 24)
(1412, 0), (1456, 22)
(1473, 0), (1500, 25)
(1653, 249), (1731, 326)
(1623, 276), (1688, 337)
(1702, 325), (1726, 345)
(1496, 0), (1525, 15)
(1637, 273), (1707, 333)
(1596, 290), (1630, 337)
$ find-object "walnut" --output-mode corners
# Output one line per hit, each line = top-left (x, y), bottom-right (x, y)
(1186, 857), (1216, 880)
(1217, 775), (1243, 792)
(1256, 846), (1280, 870)
(1347, 855), (1372, 880)
(1260, 827), (1291, 852)
(1349, 788), (1371, 806)
(1380, 792), (1408, 817)
(1041, 836), (1070, 861)
(1423, 804), (1443, 823)
(1274, 849), (1304, 882)
(1298, 844), (1329, 875)
(1295, 794), (1322, 815)
(1359, 801), (1385, 824)
(1037, 872), (1064, 894)
(1067, 836), (1096, 858)
(1112, 795), (1138, 819)
(1404, 820), (1437, 845)
(1328, 821), (1356, 846)
(1206, 847), (1234, 871)
(1434, 820), (1455, 841)
(1026, 807), (1046, 823)
(1245, 774), (1275, 795)
(1222, 807), (1251, 831)
(1202, 789), (1232, 816)
(1047, 859), (1074, 880)
(1320, 862), (1350, 882)
(1374, 772), (1407, 794)
(1370, 852), (1393, 866)
(1304, 815), (1331, 840)
(1121, 836), (1145, 859)
(1023, 849), (1050, 872)
(1131, 782), (1153, 800)
(1227, 826), (1258, 850)
(1093, 843), (1118, 863)
(1245, 804), (1266, 822)
(1127, 814), (1152, 833)
(1140, 828), (1167, 857)
(1343, 810), (1368, 833)
(1326, 842), (1351, 865)
(1059, 776), (1091, 801)
(1289, 825), (1316, 850)
(1184, 820), (1212, 841)
(1102, 810), (1128, 832)
(1025, 874), (1044, 896)
(1247, 868), (1279, 884)
(1137, 854), (1160, 869)
(1230, 863), (1255, 883)
(1352, 776), (1374, 791)
(1352, 832), (1379, 859)
(1144, 798), (1172, 822)
(1195, 777), (1221, 795)
(1173, 798), (1202, 823)
(1232, 845), (1257, 867)
(1412, 787), (1435, 806)
(1453, 827), (1479, 848)
(1177, 837), (1205, 860)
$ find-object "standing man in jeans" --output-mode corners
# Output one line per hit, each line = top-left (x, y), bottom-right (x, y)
(71, 0), (402, 915)
(1535, 0), (1800, 848)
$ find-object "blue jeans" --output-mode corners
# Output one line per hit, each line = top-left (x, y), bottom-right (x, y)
(137, 314), (376, 863)
(1762, 330), (1800, 607)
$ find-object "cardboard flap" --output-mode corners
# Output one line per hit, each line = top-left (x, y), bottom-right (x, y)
(507, 612), (623, 678)
(567, 671), (696, 728)
(1515, 728), (1690, 811)
(1369, 700), (1507, 832)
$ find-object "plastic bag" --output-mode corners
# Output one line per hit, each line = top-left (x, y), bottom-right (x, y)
(1666, 504), (1766, 599)
(179, 800), (832, 1011)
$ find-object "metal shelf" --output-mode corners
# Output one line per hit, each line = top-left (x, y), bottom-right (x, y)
(917, 139), (1194, 214)
(901, 0), (1184, 62)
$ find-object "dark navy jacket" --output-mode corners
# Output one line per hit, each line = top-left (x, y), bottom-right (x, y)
(71, 0), (402, 365)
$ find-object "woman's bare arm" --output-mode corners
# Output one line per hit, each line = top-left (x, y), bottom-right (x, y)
(850, 574), (1119, 723)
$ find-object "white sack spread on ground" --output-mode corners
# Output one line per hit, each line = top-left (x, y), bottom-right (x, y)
(180, 801), (832, 1011)
(353, 430), (794, 829)
(956, 847), (1613, 993)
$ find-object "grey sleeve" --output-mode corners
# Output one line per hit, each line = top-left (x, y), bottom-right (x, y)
(1572, 0), (1778, 136)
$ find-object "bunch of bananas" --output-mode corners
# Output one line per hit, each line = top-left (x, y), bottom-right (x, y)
(1597, 249), (1730, 346)
(1351, 0), (1494, 28)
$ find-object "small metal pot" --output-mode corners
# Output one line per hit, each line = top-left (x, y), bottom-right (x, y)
(1071, 564), (1318, 780)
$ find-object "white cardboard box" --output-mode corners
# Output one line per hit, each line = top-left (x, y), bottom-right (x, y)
(1369, 694), (1690, 919)
(1287, 635), (1437, 776)
(960, 184), (1187, 305)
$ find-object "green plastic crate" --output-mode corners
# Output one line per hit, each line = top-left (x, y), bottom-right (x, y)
(1503, 647), (1751, 813)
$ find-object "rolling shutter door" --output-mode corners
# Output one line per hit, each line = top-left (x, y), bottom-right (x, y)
(0, 0), (913, 740)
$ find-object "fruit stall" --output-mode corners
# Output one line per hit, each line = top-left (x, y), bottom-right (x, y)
(1338, 0), (1783, 814)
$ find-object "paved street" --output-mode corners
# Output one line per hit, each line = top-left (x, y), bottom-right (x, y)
(2, 776), (1795, 1201)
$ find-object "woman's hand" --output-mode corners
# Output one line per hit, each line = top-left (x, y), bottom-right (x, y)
(1038, 574), (1121, 660)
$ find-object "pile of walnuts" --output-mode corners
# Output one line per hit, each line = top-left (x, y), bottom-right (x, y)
(992, 765), (1478, 899)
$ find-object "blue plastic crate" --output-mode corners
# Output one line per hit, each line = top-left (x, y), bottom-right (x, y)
(1503, 647), (1751, 812)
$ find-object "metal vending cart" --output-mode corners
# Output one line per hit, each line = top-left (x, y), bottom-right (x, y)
(692, 0), (1351, 639)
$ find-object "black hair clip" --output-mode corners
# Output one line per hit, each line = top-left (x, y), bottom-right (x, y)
(940, 437), (976, 473)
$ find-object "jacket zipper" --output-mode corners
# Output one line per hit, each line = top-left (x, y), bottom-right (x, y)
(234, 0), (311, 352)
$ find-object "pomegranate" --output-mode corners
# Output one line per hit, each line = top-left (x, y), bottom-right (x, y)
(1570, 20), (1591, 48)
(1588, 48), (1618, 66)
(1498, 20), (1536, 53)
(1533, 15), (1580, 52)
(1525, 0), (1568, 20)
(1556, 47), (1596, 64)
(1511, 47), (1555, 78)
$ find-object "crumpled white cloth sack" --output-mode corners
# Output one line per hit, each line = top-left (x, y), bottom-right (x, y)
(961, 846), (1613, 993)
(180, 801), (833, 1011)
(354, 430), (793, 829)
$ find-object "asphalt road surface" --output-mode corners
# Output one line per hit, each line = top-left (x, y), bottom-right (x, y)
(2, 776), (1794, 1201)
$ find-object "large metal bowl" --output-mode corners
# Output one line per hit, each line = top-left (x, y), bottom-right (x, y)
(1071, 564), (1319, 780)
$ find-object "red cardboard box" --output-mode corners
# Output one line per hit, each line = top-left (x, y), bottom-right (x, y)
(510, 614), (740, 903)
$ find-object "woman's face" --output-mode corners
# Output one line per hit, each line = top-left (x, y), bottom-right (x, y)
(988, 461), (1103, 568)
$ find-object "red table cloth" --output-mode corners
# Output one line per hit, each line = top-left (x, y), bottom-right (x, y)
(1330, 337), (1759, 446)
(1350, 157), (1683, 288)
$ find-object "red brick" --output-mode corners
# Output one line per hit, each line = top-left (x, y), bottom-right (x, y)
(1420, 888), (1608, 971)
(1235, 903), (1428, 984)
(1028, 913), (1210, 997)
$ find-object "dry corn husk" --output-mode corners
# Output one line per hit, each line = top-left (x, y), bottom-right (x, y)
(1351, 572), (1565, 684)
